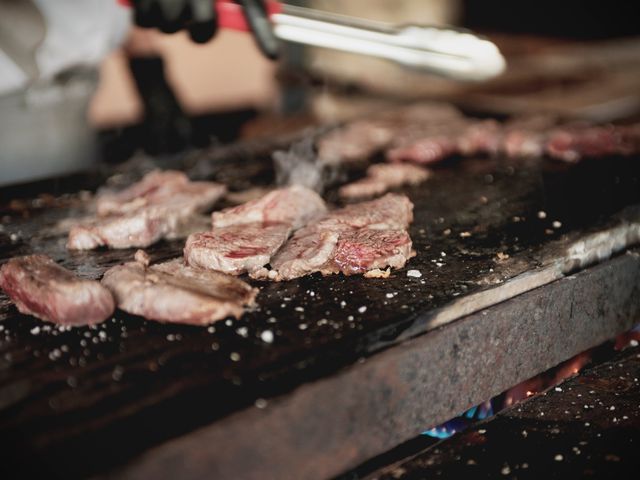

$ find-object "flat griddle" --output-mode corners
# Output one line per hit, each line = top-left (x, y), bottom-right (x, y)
(1, 136), (639, 479)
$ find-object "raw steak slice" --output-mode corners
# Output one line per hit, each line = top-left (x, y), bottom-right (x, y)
(0, 255), (114, 326)
(339, 164), (431, 200)
(101, 256), (257, 325)
(185, 223), (291, 275)
(212, 185), (327, 230)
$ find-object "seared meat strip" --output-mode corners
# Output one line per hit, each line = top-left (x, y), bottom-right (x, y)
(102, 256), (257, 325)
(0, 255), (114, 326)
(501, 115), (559, 159)
(258, 226), (341, 281)
(546, 124), (640, 163)
(386, 136), (459, 165)
(317, 103), (463, 165)
(255, 194), (416, 281)
(339, 163), (431, 200)
(185, 223), (291, 275)
(96, 170), (190, 216)
(68, 171), (226, 250)
(329, 228), (414, 275)
(319, 193), (414, 230)
(212, 185), (327, 230)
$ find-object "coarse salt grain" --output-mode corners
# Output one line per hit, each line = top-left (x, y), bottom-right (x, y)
(260, 330), (274, 344)
(407, 270), (422, 278)
(358, 306), (367, 313)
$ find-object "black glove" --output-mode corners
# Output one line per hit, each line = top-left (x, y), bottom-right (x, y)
(133, 0), (279, 58)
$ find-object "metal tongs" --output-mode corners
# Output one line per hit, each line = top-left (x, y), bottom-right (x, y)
(271, 3), (506, 82)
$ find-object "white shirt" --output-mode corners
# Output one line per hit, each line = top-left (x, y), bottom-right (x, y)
(0, 0), (131, 96)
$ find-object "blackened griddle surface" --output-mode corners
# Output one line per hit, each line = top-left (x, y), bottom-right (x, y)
(0, 148), (639, 477)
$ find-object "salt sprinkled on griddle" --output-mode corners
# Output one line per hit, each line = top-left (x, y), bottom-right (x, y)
(407, 269), (422, 278)
(260, 330), (274, 344)
(236, 327), (248, 338)
(358, 306), (367, 314)
(112, 366), (124, 381)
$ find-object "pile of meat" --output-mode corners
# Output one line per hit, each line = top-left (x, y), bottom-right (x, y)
(184, 186), (415, 281)
(2, 172), (419, 327)
(317, 102), (640, 167)
(68, 170), (226, 250)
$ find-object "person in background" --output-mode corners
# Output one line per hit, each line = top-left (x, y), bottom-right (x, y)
(0, 0), (277, 186)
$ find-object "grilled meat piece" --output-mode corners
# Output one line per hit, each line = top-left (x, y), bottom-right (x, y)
(458, 120), (503, 157)
(546, 124), (640, 163)
(386, 116), (560, 164)
(186, 186), (328, 275)
(501, 115), (559, 159)
(68, 171), (226, 250)
(185, 223), (291, 275)
(212, 185), (327, 230)
(330, 228), (414, 275)
(96, 170), (190, 216)
(320, 193), (414, 230)
(101, 256), (257, 325)
(386, 136), (459, 164)
(0, 255), (114, 326)
(259, 226), (341, 281)
(339, 164), (431, 200)
(317, 103), (463, 165)
(255, 194), (415, 281)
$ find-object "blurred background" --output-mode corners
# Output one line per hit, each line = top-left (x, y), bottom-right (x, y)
(1, 0), (639, 185)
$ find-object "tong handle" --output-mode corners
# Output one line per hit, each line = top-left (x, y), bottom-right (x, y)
(117, 0), (283, 32)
